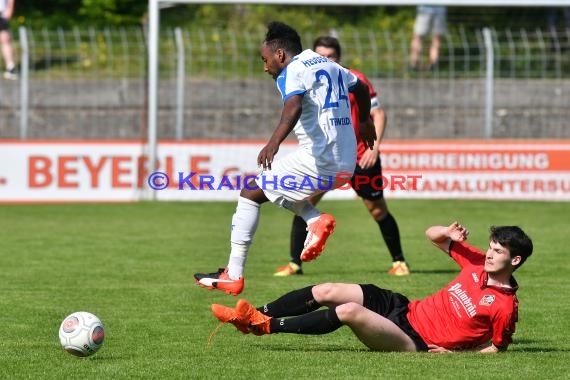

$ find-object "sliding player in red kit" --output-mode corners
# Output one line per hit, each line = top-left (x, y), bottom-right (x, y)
(210, 221), (533, 353)
(408, 224), (523, 351)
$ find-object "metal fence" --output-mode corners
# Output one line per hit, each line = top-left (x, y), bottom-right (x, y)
(0, 26), (568, 140)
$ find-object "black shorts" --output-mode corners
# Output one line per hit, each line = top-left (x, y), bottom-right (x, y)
(350, 159), (384, 201)
(360, 284), (428, 352)
(0, 17), (8, 31)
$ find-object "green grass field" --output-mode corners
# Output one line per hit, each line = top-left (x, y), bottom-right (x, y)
(1, 199), (569, 379)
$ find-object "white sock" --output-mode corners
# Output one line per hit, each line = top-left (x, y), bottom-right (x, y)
(302, 208), (322, 225)
(227, 196), (260, 279)
(280, 199), (321, 224)
(228, 242), (248, 280)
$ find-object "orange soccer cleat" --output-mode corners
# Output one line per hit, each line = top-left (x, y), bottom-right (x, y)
(274, 262), (303, 277)
(235, 299), (272, 336)
(210, 303), (250, 334)
(194, 267), (244, 296)
(300, 213), (336, 262)
(387, 261), (410, 276)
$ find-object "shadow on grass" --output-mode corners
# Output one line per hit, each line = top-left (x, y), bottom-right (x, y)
(512, 347), (570, 352)
(258, 342), (570, 353)
(255, 343), (366, 353)
(311, 268), (459, 277)
(511, 338), (570, 353)
(407, 269), (459, 275)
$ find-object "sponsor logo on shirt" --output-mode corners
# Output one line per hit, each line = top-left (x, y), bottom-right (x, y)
(479, 295), (496, 306)
(448, 283), (477, 317)
(471, 273), (479, 283)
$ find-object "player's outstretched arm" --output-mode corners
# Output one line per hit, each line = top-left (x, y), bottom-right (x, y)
(257, 94), (302, 170)
(425, 221), (469, 253)
(358, 107), (386, 169)
(351, 80), (376, 150)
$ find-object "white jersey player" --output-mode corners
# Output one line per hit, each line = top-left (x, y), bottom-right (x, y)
(194, 21), (376, 295)
(258, 48), (361, 205)
(275, 49), (358, 175)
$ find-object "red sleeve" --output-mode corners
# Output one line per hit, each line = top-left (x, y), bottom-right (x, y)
(350, 69), (377, 99)
(491, 300), (518, 349)
(349, 68), (378, 161)
(449, 241), (486, 268)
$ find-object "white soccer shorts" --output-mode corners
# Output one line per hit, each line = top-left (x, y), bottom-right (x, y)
(255, 148), (355, 205)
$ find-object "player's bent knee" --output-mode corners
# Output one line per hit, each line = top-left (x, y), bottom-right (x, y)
(370, 208), (386, 221)
(240, 186), (268, 204)
(312, 282), (337, 303)
(335, 302), (364, 323)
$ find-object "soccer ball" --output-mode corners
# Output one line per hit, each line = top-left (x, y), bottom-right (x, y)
(59, 311), (105, 357)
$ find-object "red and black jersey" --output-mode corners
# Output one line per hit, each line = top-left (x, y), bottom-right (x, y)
(407, 241), (519, 350)
(348, 69), (378, 162)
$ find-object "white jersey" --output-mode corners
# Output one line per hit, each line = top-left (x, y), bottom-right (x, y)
(276, 49), (358, 175)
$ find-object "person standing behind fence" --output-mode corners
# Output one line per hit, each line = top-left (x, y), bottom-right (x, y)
(547, 7), (570, 51)
(0, 0), (17, 80)
(547, 7), (570, 32)
(409, 5), (447, 71)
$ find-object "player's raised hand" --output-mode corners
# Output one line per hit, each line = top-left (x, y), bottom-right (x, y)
(358, 146), (379, 169)
(359, 118), (376, 150)
(447, 221), (469, 242)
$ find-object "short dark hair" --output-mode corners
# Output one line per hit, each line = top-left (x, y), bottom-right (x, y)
(313, 36), (342, 60)
(264, 21), (302, 56)
(489, 226), (533, 270)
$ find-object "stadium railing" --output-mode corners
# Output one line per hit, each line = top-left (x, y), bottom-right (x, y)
(0, 26), (568, 140)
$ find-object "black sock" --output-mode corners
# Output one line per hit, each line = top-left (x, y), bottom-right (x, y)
(257, 285), (320, 318)
(290, 215), (307, 266)
(270, 308), (342, 334)
(377, 213), (405, 262)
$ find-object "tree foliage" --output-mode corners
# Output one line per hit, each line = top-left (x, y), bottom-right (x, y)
(13, 2), (558, 31)
(14, 2), (414, 30)
(78, 0), (148, 26)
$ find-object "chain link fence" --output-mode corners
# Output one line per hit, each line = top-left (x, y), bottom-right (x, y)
(0, 26), (568, 140)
